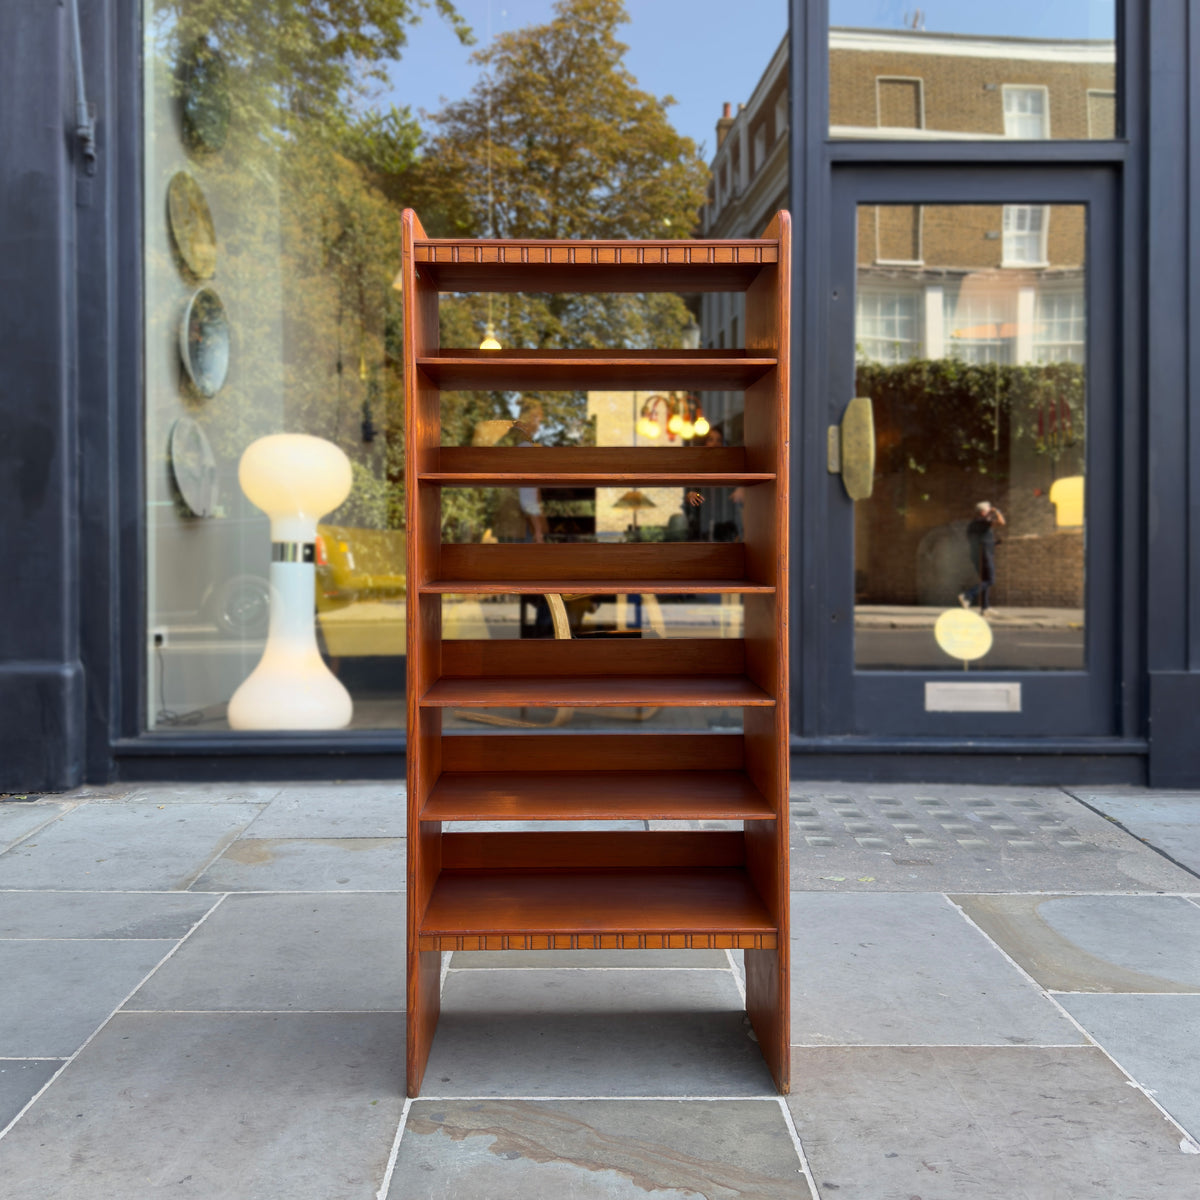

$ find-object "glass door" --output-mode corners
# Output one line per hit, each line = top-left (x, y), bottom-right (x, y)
(820, 169), (1119, 736)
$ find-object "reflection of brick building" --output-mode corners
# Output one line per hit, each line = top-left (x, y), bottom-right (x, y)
(702, 27), (1112, 611)
(830, 28), (1115, 141)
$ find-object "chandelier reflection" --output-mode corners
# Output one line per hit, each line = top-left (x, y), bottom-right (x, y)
(635, 392), (710, 442)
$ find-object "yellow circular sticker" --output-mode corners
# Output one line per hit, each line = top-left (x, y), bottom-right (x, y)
(934, 609), (993, 662)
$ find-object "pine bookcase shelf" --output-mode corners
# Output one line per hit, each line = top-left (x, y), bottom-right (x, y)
(403, 209), (791, 1096)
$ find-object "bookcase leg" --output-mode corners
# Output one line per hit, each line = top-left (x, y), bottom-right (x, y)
(406, 947), (442, 1097)
(745, 947), (790, 1093)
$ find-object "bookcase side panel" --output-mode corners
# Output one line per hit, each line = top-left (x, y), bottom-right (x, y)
(741, 210), (791, 1093)
(403, 208), (445, 1096)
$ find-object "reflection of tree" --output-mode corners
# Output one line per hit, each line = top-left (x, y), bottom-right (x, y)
(146, 2), (468, 528)
(148, 0), (710, 543)
(857, 359), (1086, 487)
(409, 0), (710, 537)
(151, 0), (471, 132)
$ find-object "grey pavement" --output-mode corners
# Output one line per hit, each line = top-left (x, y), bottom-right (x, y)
(0, 780), (1197, 1198)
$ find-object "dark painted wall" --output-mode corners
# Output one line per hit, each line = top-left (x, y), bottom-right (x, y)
(1144, 1), (1200, 786)
(0, 2), (85, 790)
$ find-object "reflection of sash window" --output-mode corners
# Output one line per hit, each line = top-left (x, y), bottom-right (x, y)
(1002, 205), (1048, 266)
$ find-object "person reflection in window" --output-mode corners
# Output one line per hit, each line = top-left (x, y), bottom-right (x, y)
(685, 427), (725, 540)
(501, 398), (548, 543)
(958, 500), (1006, 617)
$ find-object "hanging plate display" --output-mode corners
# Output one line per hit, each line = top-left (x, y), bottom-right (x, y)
(177, 38), (231, 155)
(166, 171), (217, 279)
(179, 286), (230, 397)
(169, 417), (219, 517)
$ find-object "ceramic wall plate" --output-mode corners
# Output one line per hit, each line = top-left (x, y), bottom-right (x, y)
(169, 417), (219, 517)
(177, 39), (231, 155)
(179, 286), (230, 397)
(167, 171), (217, 278)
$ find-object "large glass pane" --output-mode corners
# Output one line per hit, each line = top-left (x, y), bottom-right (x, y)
(853, 204), (1087, 671)
(830, 2), (1117, 140)
(143, 0), (786, 732)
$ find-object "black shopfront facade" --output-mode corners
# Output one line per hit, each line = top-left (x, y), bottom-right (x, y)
(2, 1), (1197, 791)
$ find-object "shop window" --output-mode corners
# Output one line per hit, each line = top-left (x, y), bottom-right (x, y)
(141, 0), (786, 734)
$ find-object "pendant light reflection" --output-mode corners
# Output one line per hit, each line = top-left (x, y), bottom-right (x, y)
(479, 322), (502, 350)
(636, 392), (709, 443)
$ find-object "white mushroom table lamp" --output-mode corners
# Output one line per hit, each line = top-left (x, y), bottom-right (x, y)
(227, 434), (354, 730)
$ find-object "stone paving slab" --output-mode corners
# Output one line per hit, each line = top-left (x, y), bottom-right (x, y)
(952, 894), (1200, 992)
(191, 837), (405, 892)
(0, 802), (72, 852)
(790, 893), (1083, 1046)
(246, 784), (406, 838)
(0, 940), (175, 1057)
(122, 783), (284, 805)
(424, 968), (773, 1097)
(0, 802), (264, 891)
(0, 892), (217, 940)
(787, 1046), (1200, 1200)
(388, 1099), (810, 1200)
(1059, 994), (1200, 1141)
(1068, 790), (1200, 876)
(0, 1061), (61, 1130)
(129, 893), (406, 1012)
(0, 1012), (405, 1200)
(787, 784), (1198, 892)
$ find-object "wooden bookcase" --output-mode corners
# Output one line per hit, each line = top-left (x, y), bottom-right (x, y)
(402, 209), (791, 1095)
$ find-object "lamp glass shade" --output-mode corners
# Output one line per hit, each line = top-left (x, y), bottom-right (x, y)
(238, 433), (353, 542)
(228, 434), (354, 730)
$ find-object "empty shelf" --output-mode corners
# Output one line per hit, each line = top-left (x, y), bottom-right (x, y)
(423, 769), (776, 821)
(428, 446), (774, 485)
(422, 675), (775, 708)
(420, 578), (773, 594)
(417, 349), (775, 391)
(418, 866), (778, 950)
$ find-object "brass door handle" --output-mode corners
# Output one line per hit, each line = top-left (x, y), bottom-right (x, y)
(827, 396), (875, 501)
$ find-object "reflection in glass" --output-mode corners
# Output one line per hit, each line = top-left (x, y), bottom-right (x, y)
(440, 589), (745, 735)
(829, 2), (1117, 140)
(143, 0), (785, 731)
(440, 485), (745, 547)
(853, 204), (1086, 672)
